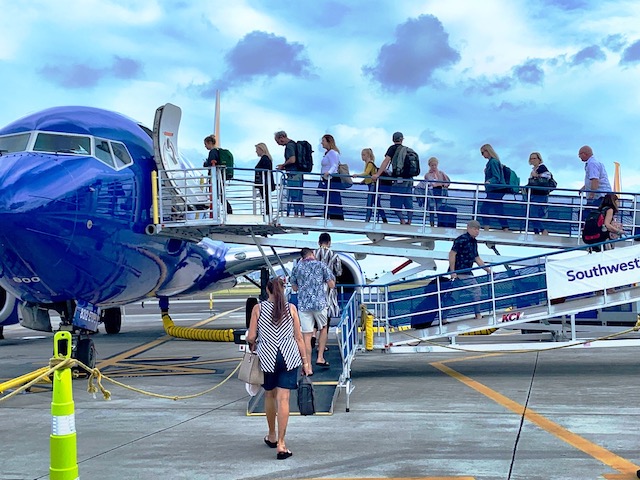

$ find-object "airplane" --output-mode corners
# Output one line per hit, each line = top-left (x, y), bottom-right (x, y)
(0, 104), (364, 365)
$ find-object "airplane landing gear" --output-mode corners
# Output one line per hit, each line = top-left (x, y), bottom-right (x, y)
(73, 334), (96, 375)
(101, 307), (122, 334)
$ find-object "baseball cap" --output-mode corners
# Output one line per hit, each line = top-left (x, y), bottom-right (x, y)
(392, 131), (404, 142)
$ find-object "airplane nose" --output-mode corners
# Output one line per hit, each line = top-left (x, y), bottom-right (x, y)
(0, 152), (78, 275)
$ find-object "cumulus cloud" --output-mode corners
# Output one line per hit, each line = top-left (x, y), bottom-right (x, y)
(39, 56), (143, 88)
(363, 14), (460, 92)
(603, 34), (626, 52)
(201, 31), (313, 96)
(465, 59), (543, 96)
(513, 60), (544, 85)
(620, 39), (640, 64)
(571, 45), (606, 65)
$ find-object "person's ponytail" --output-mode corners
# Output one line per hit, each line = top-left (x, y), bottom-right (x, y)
(267, 277), (286, 326)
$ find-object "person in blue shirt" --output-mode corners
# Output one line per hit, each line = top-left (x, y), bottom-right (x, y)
(289, 248), (335, 374)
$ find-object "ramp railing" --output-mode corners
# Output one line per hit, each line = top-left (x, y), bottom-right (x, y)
(356, 235), (640, 349)
(152, 167), (640, 248)
(334, 289), (361, 412)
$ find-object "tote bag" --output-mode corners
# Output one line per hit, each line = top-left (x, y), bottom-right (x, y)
(237, 352), (264, 385)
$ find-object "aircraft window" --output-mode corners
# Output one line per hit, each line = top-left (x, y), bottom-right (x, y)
(95, 139), (115, 167)
(110, 142), (133, 168)
(34, 133), (91, 155)
(0, 133), (30, 154)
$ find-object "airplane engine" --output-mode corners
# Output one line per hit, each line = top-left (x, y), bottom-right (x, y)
(0, 286), (20, 327)
(336, 253), (366, 291)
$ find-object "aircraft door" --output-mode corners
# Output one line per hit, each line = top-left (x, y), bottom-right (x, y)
(152, 104), (211, 216)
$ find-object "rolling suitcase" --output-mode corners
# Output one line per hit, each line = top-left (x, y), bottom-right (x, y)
(437, 204), (457, 228)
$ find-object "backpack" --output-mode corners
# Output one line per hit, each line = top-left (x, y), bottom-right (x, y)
(216, 148), (234, 179)
(582, 208), (610, 245)
(501, 164), (520, 194)
(391, 146), (420, 178)
(295, 140), (314, 172)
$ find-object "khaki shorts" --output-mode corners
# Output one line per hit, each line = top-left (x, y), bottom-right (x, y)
(299, 309), (328, 333)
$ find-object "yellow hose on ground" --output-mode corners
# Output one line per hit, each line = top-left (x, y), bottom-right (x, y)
(460, 328), (498, 336)
(162, 313), (235, 342)
(0, 366), (50, 394)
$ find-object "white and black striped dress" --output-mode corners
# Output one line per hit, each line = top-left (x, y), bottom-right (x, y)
(255, 301), (302, 373)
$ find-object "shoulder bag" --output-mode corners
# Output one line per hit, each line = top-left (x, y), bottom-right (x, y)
(237, 352), (264, 385)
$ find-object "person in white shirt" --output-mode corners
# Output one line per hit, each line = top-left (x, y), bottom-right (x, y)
(319, 134), (344, 220)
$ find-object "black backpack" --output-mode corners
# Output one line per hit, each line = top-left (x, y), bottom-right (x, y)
(582, 208), (609, 245)
(294, 140), (314, 172)
(391, 146), (420, 178)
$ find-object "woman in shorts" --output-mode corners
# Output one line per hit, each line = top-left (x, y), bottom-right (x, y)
(246, 277), (310, 460)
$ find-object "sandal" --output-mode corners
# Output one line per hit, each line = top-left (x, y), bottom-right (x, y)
(277, 450), (293, 460)
(315, 360), (330, 367)
(264, 436), (277, 448)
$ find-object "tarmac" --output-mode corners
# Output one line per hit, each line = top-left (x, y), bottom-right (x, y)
(1, 297), (640, 480)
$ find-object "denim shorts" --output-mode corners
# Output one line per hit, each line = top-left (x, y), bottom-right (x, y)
(262, 350), (299, 391)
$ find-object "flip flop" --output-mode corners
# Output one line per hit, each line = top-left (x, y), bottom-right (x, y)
(315, 360), (330, 367)
(277, 450), (293, 460)
(264, 436), (277, 448)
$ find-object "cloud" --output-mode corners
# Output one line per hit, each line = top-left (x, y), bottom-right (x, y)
(38, 56), (143, 88)
(571, 45), (606, 65)
(363, 14), (460, 92)
(542, 0), (589, 10)
(201, 31), (313, 95)
(603, 34), (626, 52)
(620, 39), (640, 64)
(513, 60), (544, 85)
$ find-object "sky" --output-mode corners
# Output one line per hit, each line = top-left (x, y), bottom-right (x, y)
(2, 0), (640, 276)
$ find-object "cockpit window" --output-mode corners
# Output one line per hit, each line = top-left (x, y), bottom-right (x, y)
(95, 139), (115, 167)
(0, 133), (31, 154)
(34, 133), (91, 155)
(110, 141), (133, 168)
(1, 130), (134, 171)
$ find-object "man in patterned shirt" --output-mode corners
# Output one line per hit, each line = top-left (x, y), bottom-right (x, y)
(290, 248), (335, 374)
(446, 220), (491, 321)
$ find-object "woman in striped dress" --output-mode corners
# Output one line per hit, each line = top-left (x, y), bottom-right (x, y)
(247, 277), (310, 460)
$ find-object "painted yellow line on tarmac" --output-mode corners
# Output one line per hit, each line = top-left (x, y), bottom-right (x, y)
(96, 308), (240, 370)
(301, 477), (475, 480)
(431, 361), (640, 476)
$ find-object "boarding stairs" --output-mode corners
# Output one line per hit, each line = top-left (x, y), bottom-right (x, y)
(150, 167), (640, 264)
(332, 237), (640, 410)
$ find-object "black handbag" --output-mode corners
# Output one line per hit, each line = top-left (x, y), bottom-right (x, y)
(297, 375), (315, 415)
(526, 175), (557, 192)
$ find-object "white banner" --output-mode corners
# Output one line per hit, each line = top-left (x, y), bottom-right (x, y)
(545, 244), (640, 299)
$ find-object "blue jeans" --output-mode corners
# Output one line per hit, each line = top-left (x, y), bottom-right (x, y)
(529, 194), (548, 234)
(480, 190), (508, 229)
(390, 180), (414, 224)
(365, 183), (387, 222)
(286, 173), (304, 216)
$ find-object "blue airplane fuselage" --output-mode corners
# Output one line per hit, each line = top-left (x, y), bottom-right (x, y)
(0, 106), (229, 312)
